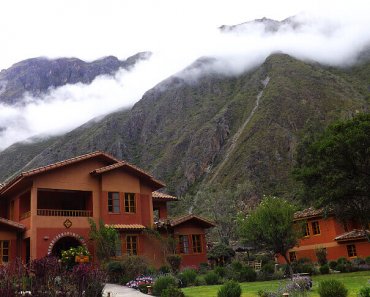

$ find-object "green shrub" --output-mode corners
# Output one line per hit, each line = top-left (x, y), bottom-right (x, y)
(198, 262), (209, 274)
(166, 255), (182, 274)
(194, 276), (206, 286)
(366, 256), (370, 265)
(261, 262), (275, 274)
(204, 271), (220, 285)
(178, 268), (197, 287)
(153, 276), (178, 296)
(161, 285), (185, 297)
(106, 261), (124, 283)
(328, 261), (337, 270)
(159, 265), (171, 274)
(319, 264), (330, 274)
(120, 256), (149, 281)
(358, 285), (370, 297)
(231, 261), (243, 272)
(315, 247), (328, 265)
(318, 279), (348, 297)
(61, 245), (90, 269)
(218, 281), (242, 297)
(214, 266), (226, 277)
(337, 257), (349, 265)
(239, 266), (257, 282)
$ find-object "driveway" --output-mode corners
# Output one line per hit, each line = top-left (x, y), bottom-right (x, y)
(103, 283), (149, 297)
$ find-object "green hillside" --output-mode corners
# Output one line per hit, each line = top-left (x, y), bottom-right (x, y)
(0, 54), (368, 215)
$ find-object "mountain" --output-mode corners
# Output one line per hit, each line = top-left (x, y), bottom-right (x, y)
(0, 53), (368, 206)
(219, 16), (302, 33)
(0, 52), (151, 105)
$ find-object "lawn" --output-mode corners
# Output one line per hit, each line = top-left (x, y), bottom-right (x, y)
(182, 271), (370, 297)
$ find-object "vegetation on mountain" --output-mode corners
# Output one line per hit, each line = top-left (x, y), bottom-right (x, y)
(293, 114), (370, 237)
(0, 53), (368, 227)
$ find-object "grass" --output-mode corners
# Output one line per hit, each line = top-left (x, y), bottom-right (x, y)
(182, 271), (370, 297)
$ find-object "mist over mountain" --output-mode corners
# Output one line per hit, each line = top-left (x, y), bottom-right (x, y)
(0, 52), (151, 105)
(0, 14), (369, 218)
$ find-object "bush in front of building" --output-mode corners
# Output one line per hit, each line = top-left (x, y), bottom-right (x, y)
(153, 275), (178, 296)
(204, 271), (221, 285)
(178, 268), (197, 287)
(328, 260), (337, 270)
(214, 266), (226, 278)
(217, 281), (242, 297)
(194, 275), (206, 286)
(319, 264), (330, 274)
(238, 266), (257, 282)
(166, 254), (182, 274)
(318, 279), (348, 297)
(291, 258), (316, 275)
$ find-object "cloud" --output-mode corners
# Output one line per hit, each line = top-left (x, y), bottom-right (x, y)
(0, 2), (370, 150)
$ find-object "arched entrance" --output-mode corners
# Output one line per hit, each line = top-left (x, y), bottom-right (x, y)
(48, 232), (87, 257)
(51, 236), (81, 257)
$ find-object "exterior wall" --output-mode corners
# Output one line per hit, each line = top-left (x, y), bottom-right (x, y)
(173, 222), (208, 268)
(277, 216), (370, 263)
(36, 227), (91, 258)
(153, 201), (168, 219)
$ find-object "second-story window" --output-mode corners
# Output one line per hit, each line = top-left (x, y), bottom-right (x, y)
(108, 192), (120, 213)
(312, 221), (321, 235)
(124, 193), (136, 213)
(304, 222), (310, 237)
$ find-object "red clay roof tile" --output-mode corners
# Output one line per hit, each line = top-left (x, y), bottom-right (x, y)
(0, 217), (25, 230)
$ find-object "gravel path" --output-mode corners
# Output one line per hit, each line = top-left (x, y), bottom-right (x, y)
(103, 283), (149, 297)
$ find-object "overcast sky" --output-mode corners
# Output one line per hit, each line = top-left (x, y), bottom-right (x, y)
(0, 0), (370, 150)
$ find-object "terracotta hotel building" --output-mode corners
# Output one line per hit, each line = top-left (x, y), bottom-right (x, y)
(0, 151), (214, 267)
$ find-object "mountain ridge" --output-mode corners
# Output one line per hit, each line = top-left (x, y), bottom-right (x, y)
(0, 53), (368, 209)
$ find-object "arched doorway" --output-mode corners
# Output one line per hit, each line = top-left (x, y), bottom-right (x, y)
(51, 236), (81, 257)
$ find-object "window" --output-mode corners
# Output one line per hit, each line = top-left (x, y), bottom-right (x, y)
(347, 244), (357, 257)
(192, 235), (202, 253)
(108, 192), (120, 213)
(124, 193), (136, 213)
(126, 235), (138, 255)
(289, 251), (297, 262)
(0, 241), (9, 264)
(304, 222), (310, 237)
(312, 221), (321, 235)
(179, 235), (189, 254)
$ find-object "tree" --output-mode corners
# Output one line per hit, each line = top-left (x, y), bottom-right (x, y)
(88, 218), (119, 262)
(294, 114), (370, 239)
(238, 196), (301, 276)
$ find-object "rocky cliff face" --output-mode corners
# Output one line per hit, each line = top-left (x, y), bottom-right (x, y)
(0, 52), (151, 105)
(0, 53), (368, 205)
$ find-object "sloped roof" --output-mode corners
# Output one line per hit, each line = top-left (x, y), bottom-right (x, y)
(0, 217), (25, 230)
(171, 214), (216, 228)
(294, 207), (326, 220)
(0, 151), (118, 195)
(1, 151), (165, 194)
(335, 229), (370, 242)
(90, 161), (165, 189)
(152, 191), (178, 201)
(105, 224), (146, 230)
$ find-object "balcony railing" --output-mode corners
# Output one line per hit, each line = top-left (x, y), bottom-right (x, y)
(37, 209), (92, 217)
(20, 211), (31, 220)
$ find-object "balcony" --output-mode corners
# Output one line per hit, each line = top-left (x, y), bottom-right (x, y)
(20, 211), (31, 220)
(37, 209), (92, 217)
